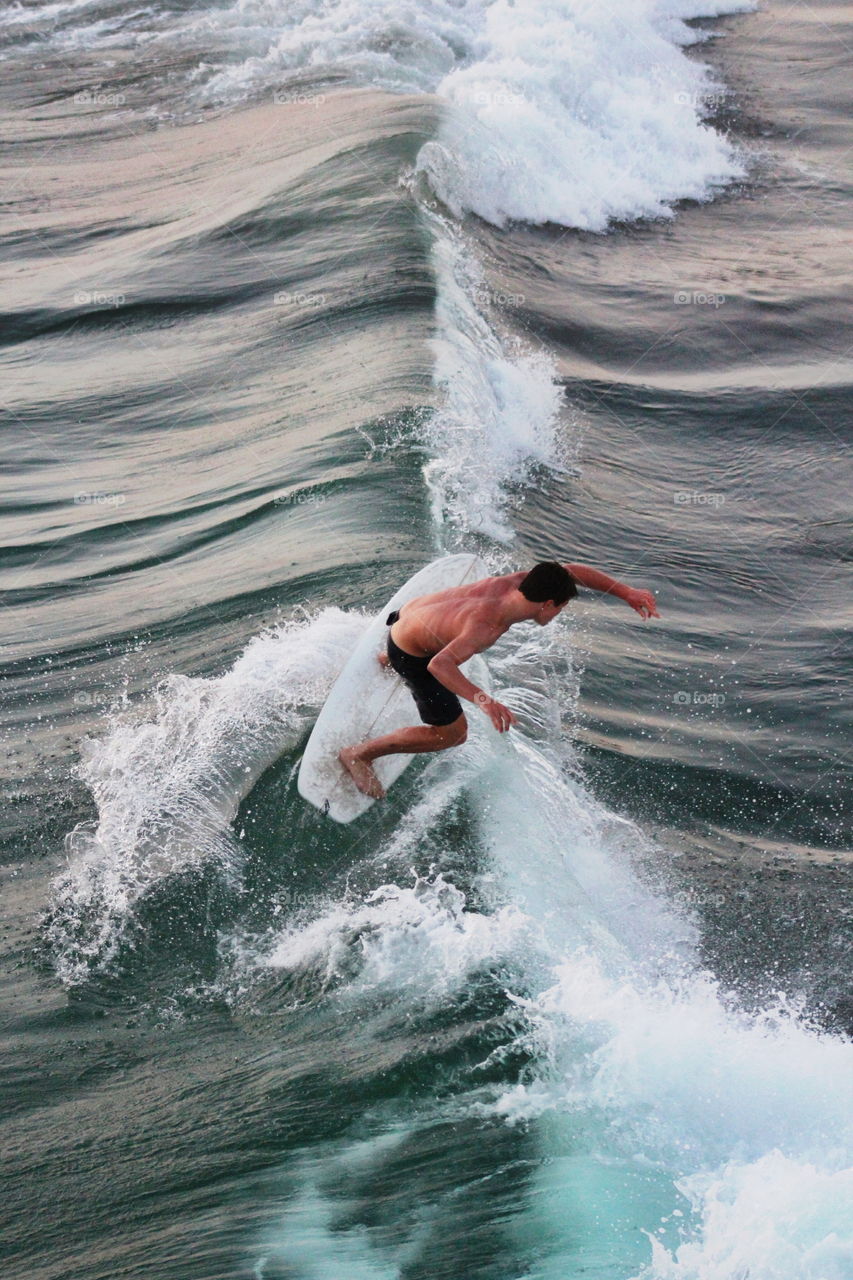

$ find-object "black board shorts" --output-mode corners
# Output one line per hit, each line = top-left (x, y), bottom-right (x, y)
(385, 611), (463, 727)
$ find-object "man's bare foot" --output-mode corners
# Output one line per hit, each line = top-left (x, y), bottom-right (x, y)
(377, 649), (390, 669)
(339, 747), (385, 799)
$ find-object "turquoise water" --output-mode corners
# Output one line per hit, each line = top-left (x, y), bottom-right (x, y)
(1, 0), (851, 1276)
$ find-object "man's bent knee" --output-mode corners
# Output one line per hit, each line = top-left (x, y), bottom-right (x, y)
(432, 714), (467, 747)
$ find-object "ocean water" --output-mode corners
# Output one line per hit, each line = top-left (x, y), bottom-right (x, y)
(1, 0), (851, 1277)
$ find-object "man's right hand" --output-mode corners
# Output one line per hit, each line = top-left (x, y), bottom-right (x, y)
(624, 587), (660, 619)
(477, 694), (516, 733)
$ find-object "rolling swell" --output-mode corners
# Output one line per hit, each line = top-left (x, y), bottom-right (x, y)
(3, 92), (439, 668)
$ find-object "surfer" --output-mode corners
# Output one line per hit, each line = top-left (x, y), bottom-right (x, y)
(339, 560), (659, 799)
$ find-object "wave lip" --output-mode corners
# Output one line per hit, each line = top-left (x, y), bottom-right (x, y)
(419, 0), (754, 229)
(423, 215), (567, 541)
(192, 0), (755, 231)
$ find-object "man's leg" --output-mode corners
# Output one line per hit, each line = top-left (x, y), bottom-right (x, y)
(339, 714), (467, 799)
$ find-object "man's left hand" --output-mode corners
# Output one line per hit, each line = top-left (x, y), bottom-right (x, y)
(624, 588), (660, 619)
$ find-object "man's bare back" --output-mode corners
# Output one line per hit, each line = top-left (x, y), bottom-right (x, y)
(339, 560), (659, 799)
(388, 571), (528, 658)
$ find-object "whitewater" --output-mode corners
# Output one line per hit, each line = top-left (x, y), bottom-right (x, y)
(48, 604), (853, 1277)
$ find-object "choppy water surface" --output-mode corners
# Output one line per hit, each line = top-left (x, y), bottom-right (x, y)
(1, 0), (851, 1277)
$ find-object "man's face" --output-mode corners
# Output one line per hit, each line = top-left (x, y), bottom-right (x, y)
(536, 600), (565, 625)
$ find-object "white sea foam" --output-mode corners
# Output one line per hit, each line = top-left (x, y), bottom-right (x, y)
(240, 639), (851, 1276)
(0, 0), (105, 28)
(489, 892), (853, 1278)
(639, 1153), (853, 1280)
(416, 0), (753, 229)
(498, 953), (853, 1160)
(423, 214), (567, 540)
(190, 0), (753, 230)
(260, 872), (533, 1001)
(453, 717), (853, 1278)
(47, 608), (364, 983)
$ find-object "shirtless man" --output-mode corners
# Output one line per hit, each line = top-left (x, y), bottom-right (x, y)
(339, 560), (659, 799)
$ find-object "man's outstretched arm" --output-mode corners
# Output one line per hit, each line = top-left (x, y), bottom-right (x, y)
(565, 562), (660, 619)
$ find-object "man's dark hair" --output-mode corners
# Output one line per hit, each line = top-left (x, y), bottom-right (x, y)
(519, 561), (577, 606)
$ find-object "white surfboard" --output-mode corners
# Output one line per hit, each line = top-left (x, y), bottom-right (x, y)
(297, 553), (491, 823)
